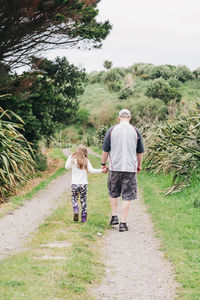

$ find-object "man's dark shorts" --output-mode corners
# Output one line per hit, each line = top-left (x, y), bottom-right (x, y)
(108, 171), (137, 200)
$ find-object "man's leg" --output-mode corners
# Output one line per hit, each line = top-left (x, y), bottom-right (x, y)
(110, 197), (119, 225)
(110, 197), (118, 216)
(121, 200), (131, 223)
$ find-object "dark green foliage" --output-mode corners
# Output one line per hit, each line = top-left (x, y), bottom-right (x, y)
(168, 77), (181, 88)
(0, 57), (86, 147)
(172, 65), (194, 82)
(145, 78), (182, 103)
(107, 81), (121, 92)
(119, 87), (134, 99)
(35, 152), (47, 172)
(77, 108), (90, 126)
(147, 65), (172, 80)
(103, 69), (122, 83)
(193, 198), (200, 208)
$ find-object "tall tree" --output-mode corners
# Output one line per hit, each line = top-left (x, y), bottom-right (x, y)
(0, 0), (111, 68)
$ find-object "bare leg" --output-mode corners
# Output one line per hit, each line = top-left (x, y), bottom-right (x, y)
(110, 197), (118, 216)
(121, 200), (131, 222)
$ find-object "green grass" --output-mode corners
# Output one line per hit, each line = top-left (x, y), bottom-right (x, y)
(181, 80), (200, 103)
(0, 149), (67, 218)
(0, 155), (110, 300)
(49, 148), (67, 161)
(138, 172), (200, 299)
(79, 83), (119, 112)
(90, 146), (102, 155)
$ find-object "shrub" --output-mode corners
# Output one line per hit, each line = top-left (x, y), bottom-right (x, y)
(76, 108), (89, 126)
(144, 103), (200, 194)
(129, 98), (168, 126)
(103, 69), (122, 83)
(168, 77), (181, 88)
(0, 108), (35, 202)
(145, 78), (182, 103)
(107, 81), (121, 92)
(93, 125), (108, 147)
(89, 102), (117, 128)
(148, 65), (172, 80)
(140, 73), (150, 80)
(35, 152), (47, 171)
(119, 87), (134, 99)
(193, 198), (200, 208)
(172, 65), (193, 82)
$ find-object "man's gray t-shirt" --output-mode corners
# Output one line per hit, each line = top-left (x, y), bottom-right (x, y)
(102, 121), (144, 172)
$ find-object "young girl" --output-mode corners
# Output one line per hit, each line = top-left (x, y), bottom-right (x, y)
(65, 145), (104, 223)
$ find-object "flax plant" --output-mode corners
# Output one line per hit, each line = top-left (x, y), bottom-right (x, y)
(144, 103), (200, 194)
(0, 108), (35, 202)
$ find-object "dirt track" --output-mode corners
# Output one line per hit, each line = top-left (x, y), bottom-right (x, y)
(0, 149), (71, 260)
(0, 148), (178, 299)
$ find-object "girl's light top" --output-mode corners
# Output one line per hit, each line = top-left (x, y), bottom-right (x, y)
(65, 154), (101, 184)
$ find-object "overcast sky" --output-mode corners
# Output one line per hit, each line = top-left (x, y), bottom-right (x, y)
(46, 0), (200, 72)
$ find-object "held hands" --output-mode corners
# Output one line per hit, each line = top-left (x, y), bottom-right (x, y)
(101, 165), (108, 173)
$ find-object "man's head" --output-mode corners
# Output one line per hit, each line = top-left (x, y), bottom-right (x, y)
(118, 109), (131, 122)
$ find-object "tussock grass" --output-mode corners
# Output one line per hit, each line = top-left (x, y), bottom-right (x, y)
(138, 172), (200, 299)
(0, 155), (110, 299)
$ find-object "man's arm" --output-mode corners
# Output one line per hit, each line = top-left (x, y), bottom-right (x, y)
(101, 150), (109, 165)
(135, 128), (144, 172)
(101, 127), (112, 169)
(137, 153), (143, 172)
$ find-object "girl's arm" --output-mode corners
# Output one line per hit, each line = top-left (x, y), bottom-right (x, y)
(65, 155), (73, 169)
(87, 159), (102, 173)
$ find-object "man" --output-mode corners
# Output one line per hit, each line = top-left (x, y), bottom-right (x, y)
(101, 109), (144, 232)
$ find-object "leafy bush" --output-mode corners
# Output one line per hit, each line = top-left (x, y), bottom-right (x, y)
(148, 65), (172, 80)
(89, 71), (105, 84)
(145, 78), (182, 103)
(128, 98), (168, 127)
(119, 87), (134, 99)
(0, 108), (35, 202)
(35, 152), (47, 171)
(144, 103), (200, 194)
(168, 77), (181, 88)
(103, 69), (121, 83)
(76, 108), (90, 126)
(107, 81), (122, 92)
(172, 65), (193, 82)
(140, 73), (150, 80)
(193, 197), (200, 208)
(93, 125), (108, 147)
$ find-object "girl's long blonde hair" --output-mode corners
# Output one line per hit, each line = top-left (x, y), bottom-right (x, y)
(72, 144), (88, 171)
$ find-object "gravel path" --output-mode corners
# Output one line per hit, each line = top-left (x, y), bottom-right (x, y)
(0, 149), (71, 260)
(0, 148), (178, 299)
(92, 197), (178, 299)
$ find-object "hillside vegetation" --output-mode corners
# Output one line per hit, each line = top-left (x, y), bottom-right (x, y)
(66, 63), (200, 194)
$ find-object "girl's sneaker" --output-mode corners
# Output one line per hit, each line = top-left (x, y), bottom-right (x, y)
(73, 213), (79, 222)
(81, 212), (87, 223)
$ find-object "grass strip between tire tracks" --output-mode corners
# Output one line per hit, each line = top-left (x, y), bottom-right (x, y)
(0, 154), (110, 300)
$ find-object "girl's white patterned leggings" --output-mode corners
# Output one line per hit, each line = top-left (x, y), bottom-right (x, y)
(71, 184), (88, 215)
